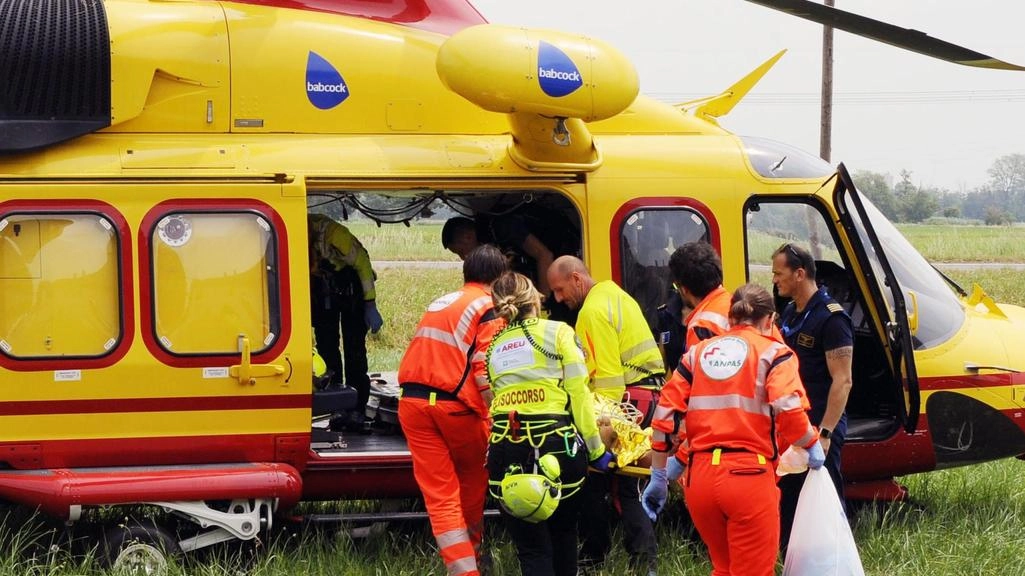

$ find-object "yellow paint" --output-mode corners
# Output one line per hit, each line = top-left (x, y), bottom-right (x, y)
(0, 0), (1024, 466)
(153, 213), (273, 354)
(0, 409), (309, 441)
(0, 215), (119, 357)
(437, 24), (638, 121)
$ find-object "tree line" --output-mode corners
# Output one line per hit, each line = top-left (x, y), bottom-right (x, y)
(853, 153), (1025, 225)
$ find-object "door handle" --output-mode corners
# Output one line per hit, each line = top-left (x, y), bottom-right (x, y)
(229, 335), (284, 385)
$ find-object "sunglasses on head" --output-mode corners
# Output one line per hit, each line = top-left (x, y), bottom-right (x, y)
(779, 243), (806, 269)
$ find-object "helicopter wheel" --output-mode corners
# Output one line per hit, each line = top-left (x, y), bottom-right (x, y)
(102, 520), (181, 576)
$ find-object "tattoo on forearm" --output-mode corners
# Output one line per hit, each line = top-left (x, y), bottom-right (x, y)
(826, 346), (853, 360)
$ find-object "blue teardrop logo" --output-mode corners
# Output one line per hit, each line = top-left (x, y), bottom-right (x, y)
(537, 41), (583, 98)
(306, 51), (349, 110)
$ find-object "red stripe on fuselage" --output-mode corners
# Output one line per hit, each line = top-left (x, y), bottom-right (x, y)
(0, 433), (310, 470)
(918, 372), (1013, 391)
(0, 394), (310, 416)
(230, 0), (487, 35)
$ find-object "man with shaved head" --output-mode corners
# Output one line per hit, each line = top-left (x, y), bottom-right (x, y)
(548, 256), (664, 576)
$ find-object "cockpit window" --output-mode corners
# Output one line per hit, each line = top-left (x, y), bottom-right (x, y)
(843, 194), (965, 349)
(741, 136), (834, 179)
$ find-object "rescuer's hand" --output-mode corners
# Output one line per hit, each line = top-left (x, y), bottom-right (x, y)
(641, 467), (668, 522)
(807, 441), (826, 470)
(666, 455), (686, 482)
(365, 301), (384, 334)
(590, 450), (616, 473)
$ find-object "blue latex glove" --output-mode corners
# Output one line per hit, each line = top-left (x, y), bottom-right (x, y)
(808, 441), (826, 470)
(641, 467), (668, 522)
(365, 301), (384, 334)
(590, 451), (616, 472)
(666, 455), (686, 482)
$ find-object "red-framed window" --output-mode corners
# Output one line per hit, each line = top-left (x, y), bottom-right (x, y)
(610, 197), (720, 328)
(138, 199), (291, 367)
(0, 200), (134, 371)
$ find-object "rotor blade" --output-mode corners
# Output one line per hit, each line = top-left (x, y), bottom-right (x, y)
(744, 0), (1025, 71)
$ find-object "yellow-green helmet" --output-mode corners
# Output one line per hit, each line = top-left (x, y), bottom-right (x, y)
(312, 348), (328, 378)
(499, 472), (561, 523)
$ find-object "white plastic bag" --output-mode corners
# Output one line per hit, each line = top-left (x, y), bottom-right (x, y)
(782, 468), (865, 576)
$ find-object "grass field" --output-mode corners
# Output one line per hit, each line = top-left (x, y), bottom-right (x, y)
(341, 219), (1025, 264)
(5, 224), (1025, 575)
(898, 223), (1025, 263)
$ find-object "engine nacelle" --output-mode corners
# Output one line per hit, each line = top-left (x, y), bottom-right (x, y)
(437, 24), (639, 122)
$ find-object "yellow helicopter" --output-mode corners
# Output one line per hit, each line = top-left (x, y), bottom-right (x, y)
(0, 0), (1023, 566)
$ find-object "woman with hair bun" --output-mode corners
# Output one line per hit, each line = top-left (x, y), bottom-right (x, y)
(485, 272), (614, 576)
(642, 283), (825, 576)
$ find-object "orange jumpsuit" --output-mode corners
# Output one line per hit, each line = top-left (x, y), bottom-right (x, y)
(684, 285), (731, 351)
(651, 325), (818, 576)
(397, 283), (504, 576)
(662, 286), (731, 463)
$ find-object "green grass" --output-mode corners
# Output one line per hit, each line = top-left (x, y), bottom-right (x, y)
(366, 266), (462, 370)
(333, 221), (1025, 264)
(896, 223), (1025, 263)
(5, 224), (1025, 575)
(343, 221), (456, 262)
(857, 461), (1025, 575)
(943, 269), (1025, 307)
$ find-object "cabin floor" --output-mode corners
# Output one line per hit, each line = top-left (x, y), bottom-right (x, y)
(310, 372), (409, 456)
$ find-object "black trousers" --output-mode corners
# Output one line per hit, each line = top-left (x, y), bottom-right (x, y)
(579, 386), (659, 574)
(488, 433), (588, 576)
(311, 267), (370, 410)
(578, 472), (657, 574)
(778, 432), (846, 553)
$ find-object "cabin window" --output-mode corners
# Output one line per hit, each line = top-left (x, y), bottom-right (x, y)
(0, 212), (122, 360)
(743, 200), (865, 327)
(618, 208), (710, 329)
(744, 201), (845, 290)
(149, 211), (280, 356)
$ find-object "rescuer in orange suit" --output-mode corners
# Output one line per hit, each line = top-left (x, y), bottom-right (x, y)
(642, 284), (826, 576)
(397, 244), (508, 576)
(671, 241), (731, 353)
(658, 241), (732, 465)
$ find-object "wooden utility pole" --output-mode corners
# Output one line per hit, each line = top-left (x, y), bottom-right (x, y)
(809, 0), (835, 259)
(820, 0), (835, 162)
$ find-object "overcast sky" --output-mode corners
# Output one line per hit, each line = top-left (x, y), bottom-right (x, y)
(470, 0), (1025, 191)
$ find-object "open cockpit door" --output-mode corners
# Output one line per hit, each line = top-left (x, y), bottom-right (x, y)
(833, 164), (920, 433)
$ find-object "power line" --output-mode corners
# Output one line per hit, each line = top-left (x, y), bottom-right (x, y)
(650, 89), (1025, 105)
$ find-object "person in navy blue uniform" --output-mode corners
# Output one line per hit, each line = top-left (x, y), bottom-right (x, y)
(654, 292), (687, 373)
(771, 243), (854, 551)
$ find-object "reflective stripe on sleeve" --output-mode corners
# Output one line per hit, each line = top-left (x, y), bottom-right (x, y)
(593, 374), (626, 391)
(413, 326), (467, 353)
(652, 429), (672, 452)
(770, 392), (803, 411)
(692, 310), (729, 331)
(652, 404), (676, 423)
(454, 296), (492, 345)
(622, 339), (659, 362)
(563, 362), (588, 380)
(755, 342), (785, 396)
